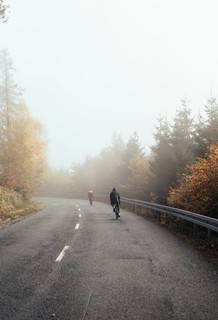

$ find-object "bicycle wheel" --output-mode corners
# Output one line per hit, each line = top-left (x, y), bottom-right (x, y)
(115, 205), (119, 219)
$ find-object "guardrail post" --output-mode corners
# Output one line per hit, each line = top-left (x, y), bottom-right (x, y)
(193, 224), (197, 237)
(207, 229), (213, 245)
(165, 213), (168, 224)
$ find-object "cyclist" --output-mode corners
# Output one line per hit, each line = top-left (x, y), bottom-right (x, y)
(88, 189), (93, 205)
(110, 188), (121, 216)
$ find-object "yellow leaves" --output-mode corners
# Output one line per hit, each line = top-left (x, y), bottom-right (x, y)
(0, 107), (48, 198)
(0, 186), (45, 224)
(167, 145), (218, 217)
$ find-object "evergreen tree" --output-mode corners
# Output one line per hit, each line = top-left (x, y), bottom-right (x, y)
(149, 103), (195, 204)
(205, 96), (218, 145)
(110, 133), (126, 159)
(194, 96), (218, 157)
(170, 104), (195, 176)
(149, 117), (174, 203)
(70, 134), (126, 195)
(123, 154), (150, 199)
(119, 131), (144, 188)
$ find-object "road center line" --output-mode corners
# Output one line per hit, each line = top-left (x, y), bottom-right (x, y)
(75, 223), (80, 230)
(55, 246), (69, 262)
(79, 214), (82, 218)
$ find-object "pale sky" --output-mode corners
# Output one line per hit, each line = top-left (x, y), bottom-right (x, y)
(1, 0), (218, 169)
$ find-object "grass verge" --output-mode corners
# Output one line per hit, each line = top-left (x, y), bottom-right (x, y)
(0, 187), (45, 225)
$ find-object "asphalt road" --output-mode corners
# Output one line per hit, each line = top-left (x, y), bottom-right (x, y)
(0, 197), (218, 320)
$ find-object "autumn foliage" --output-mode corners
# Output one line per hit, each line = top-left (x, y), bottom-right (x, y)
(0, 110), (47, 197)
(167, 145), (218, 218)
(0, 49), (47, 199)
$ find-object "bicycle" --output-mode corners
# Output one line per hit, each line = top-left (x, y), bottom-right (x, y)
(113, 202), (120, 220)
(89, 196), (93, 206)
(88, 190), (93, 206)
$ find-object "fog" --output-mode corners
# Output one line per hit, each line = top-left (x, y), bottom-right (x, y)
(1, 0), (218, 169)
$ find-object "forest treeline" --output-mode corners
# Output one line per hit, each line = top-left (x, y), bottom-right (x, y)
(42, 98), (217, 218)
(0, 49), (47, 221)
(0, 49), (217, 220)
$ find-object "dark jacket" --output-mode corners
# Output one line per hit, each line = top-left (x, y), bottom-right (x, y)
(110, 190), (120, 205)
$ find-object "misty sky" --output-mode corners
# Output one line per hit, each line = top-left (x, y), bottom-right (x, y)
(1, 0), (218, 169)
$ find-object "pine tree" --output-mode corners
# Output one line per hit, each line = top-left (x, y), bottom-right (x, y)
(194, 96), (218, 157)
(149, 117), (174, 203)
(170, 104), (195, 176)
(119, 131), (144, 188)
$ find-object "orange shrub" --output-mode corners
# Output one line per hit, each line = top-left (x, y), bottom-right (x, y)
(167, 145), (218, 217)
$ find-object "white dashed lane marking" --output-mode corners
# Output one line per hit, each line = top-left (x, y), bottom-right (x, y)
(75, 223), (80, 230)
(55, 204), (82, 263)
(55, 246), (69, 262)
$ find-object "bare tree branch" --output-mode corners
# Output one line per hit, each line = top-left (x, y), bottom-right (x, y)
(0, 0), (10, 23)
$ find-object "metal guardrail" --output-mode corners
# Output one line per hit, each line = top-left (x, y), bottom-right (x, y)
(96, 194), (218, 244)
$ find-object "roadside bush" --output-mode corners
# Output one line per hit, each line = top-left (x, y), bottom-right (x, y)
(0, 186), (44, 224)
(167, 145), (218, 218)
